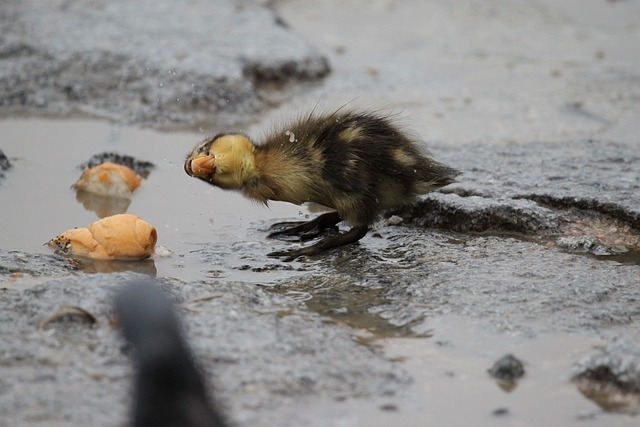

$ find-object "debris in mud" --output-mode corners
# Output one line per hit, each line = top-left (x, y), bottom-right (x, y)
(488, 354), (525, 392)
(558, 215), (640, 256)
(39, 304), (98, 331)
(556, 236), (599, 252)
(386, 215), (404, 226)
(492, 407), (510, 417)
(573, 340), (640, 415)
(0, 149), (11, 182)
(0, 149), (11, 171)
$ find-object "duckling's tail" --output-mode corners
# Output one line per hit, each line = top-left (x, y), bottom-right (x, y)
(415, 162), (461, 194)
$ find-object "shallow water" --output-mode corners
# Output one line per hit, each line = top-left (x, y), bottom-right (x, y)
(0, 117), (309, 284)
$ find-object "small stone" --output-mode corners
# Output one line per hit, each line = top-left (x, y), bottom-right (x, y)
(387, 215), (404, 226)
(0, 150), (11, 171)
(556, 236), (598, 252)
(492, 407), (509, 416)
(488, 354), (525, 381)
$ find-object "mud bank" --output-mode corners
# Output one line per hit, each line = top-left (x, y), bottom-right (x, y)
(0, 0), (329, 128)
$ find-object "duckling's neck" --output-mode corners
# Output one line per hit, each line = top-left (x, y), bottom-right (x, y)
(241, 145), (314, 205)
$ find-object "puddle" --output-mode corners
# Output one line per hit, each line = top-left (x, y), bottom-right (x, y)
(272, 284), (420, 338)
(0, 117), (309, 284)
(373, 318), (637, 426)
(266, 317), (639, 427)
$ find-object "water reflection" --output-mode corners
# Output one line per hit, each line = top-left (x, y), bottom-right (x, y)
(69, 256), (157, 276)
(75, 189), (131, 218)
(575, 377), (640, 415)
(272, 283), (424, 338)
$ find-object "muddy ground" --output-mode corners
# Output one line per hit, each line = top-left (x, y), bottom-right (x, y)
(1, 1), (640, 426)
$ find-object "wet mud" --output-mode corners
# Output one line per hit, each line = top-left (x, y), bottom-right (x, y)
(2, 0), (640, 426)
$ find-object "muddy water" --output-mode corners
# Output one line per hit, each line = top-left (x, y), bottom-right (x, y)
(0, 117), (308, 284)
(262, 318), (634, 427)
(2, 118), (639, 426)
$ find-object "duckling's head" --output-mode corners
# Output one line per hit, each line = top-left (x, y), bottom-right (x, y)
(185, 134), (256, 190)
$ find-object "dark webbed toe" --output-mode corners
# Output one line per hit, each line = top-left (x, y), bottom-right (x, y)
(268, 225), (368, 261)
(267, 211), (341, 242)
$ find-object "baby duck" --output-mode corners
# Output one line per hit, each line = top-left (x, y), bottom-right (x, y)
(185, 109), (460, 260)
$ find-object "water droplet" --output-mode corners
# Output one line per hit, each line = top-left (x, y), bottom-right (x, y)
(285, 130), (296, 143)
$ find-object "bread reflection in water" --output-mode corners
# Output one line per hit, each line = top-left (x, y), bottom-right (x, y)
(75, 189), (131, 218)
(70, 257), (157, 276)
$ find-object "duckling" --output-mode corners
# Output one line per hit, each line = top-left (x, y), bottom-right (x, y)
(185, 109), (460, 260)
(116, 279), (229, 427)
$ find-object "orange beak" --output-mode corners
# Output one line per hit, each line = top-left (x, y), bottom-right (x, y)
(185, 155), (216, 177)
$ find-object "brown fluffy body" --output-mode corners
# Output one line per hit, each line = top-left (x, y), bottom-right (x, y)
(185, 110), (460, 260)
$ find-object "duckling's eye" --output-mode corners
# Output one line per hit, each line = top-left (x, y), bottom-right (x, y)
(198, 144), (208, 153)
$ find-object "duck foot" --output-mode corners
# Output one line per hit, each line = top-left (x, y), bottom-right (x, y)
(268, 224), (368, 261)
(267, 211), (341, 242)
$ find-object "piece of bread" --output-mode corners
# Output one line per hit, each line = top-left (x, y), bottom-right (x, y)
(48, 214), (157, 260)
(74, 162), (143, 197)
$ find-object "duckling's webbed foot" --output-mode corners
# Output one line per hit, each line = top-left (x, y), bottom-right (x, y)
(268, 224), (368, 261)
(268, 211), (341, 242)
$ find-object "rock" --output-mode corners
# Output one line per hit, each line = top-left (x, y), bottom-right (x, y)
(488, 354), (525, 382)
(386, 215), (404, 226)
(0, 149), (10, 171)
(556, 236), (598, 252)
(573, 339), (640, 414)
(0, 149), (11, 183)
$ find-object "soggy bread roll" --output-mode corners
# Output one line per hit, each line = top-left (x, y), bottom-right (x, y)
(74, 162), (143, 197)
(48, 214), (157, 260)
